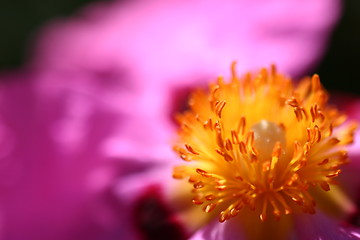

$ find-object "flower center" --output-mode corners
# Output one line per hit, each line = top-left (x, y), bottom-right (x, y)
(251, 120), (286, 161)
(173, 63), (357, 223)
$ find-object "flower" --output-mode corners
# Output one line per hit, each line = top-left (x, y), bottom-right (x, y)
(115, 65), (360, 240)
(172, 64), (358, 239)
(0, 0), (348, 239)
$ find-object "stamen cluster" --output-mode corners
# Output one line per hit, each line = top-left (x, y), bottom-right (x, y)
(173, 64), (356, 222)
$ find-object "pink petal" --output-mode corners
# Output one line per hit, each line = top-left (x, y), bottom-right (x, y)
(0, 72), (136, 239)
(32, 0), (341, 82)
(189, 218), (246, 240)
(294, 211), (360, 240)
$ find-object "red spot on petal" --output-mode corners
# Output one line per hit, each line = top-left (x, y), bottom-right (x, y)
(133, 186), (188, 240)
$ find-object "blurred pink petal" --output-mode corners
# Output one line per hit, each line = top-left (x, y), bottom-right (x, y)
(189, 218), (246, 240)
(0, 73), (130, 240)
(294, 211), (360, 240)
(32, 0), (341, 80)
(0, 70), (169, 240)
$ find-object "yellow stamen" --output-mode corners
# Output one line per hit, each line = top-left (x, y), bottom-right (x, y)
(173, 63), (357, 222)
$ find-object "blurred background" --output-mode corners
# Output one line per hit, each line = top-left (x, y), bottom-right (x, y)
(0, 0), (97, 68)
(0, 0), (359, 94)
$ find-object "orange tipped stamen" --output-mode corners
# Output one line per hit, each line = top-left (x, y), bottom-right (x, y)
(172, 64), (357, 223)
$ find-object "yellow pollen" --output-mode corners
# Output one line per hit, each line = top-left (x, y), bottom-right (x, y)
(172, 63), (357, 223)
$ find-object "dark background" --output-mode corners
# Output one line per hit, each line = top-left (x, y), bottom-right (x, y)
(0, 0), (100, 68)
(0, 0), (359, 95)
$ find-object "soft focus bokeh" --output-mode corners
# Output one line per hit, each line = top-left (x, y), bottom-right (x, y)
(1, 0), (360, 95)
(0, 0), (360, 240)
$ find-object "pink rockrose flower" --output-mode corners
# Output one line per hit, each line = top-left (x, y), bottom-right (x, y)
(0, 0), (350, 239)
